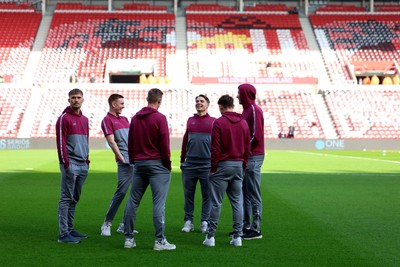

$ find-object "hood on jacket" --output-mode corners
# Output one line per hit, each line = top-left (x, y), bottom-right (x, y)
(238, 83), (256, 108)
(136, 107), (158, 119)
(222, 112), (243, 123)
(64, 106), (82, 116)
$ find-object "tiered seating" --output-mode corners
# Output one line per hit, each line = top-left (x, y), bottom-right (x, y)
(55, 3), (107, 10)
(8, 85), (399, 140)
(0, 2), (35, 10)
(0, 87), (31, 138)
(375, 5), (400, 12)
(259, 90), (324, 139)
(30, 87), (191, 139)
(30, 87), (139, 138)
(324, 89), (400, 139)
(310, 14), (400, 84)
(185, 87), (323, 139)
(116, 3), (167, 12)
(315, 4), (367, 13)
(186, 4), (236, 12)
(0, 10), (41, 82)
(34, 11), (175, 84)
(186, 13), (316, 82)
(244, 3), (296, 12)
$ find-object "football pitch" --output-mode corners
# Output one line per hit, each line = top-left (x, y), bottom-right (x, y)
(0, 149), (399, 266)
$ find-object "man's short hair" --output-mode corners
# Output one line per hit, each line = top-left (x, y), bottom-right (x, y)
(217, 94), (234, 108)
(69, 88), (83, 97)
(196, 94), (210, 104)
(108, 93), (124, 106)
(147, 88), (163, 104)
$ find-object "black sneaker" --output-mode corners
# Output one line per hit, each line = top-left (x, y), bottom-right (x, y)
(70, 229), (87, 239)
(228, 227), (250, 237)
(58, 233), (80, 244)
(242, 230), (262, 240)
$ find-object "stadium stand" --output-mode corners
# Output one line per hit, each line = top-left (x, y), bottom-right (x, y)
(0, 7), (42, 83)
(55, 2), (107, 10)
(116, 3), (167, 11)
(185, 3), (236, 12)
(374, 4), (400, 12)
(310, 14), (400, 84)
(259, 89), (325, 139)
(34, 6), (175, 84)
(0, 86), (31, 138)
(186, 12), (317, 83)
(20, 85), (324, 139)
(324, 89), (400, 139)
(244, 3), (297, 12)
(0, 2), (35, 10)
(29, 86), (191, 139)
(0, 1), (399, 143)
(314, 4), (367, 13)
(24, 84), (325, 140)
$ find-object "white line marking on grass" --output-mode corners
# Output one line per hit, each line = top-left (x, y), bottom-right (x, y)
(286, 151), (400, 165)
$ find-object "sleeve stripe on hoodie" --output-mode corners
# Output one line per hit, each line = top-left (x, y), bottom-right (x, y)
(101, 118), (109, 135)
(59, 112), (67, 164)
(251, 105), (256, 143)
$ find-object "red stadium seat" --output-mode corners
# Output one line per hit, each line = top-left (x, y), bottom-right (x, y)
(34, 11), (175, 84)
(186, 13), (316, 82)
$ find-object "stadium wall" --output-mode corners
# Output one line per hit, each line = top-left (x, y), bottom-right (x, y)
(0, 138), (398, 151)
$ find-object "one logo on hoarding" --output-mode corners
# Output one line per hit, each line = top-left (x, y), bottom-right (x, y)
(315, 140), (345, 150)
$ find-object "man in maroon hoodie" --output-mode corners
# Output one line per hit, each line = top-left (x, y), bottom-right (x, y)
(56, 88), (90, 243)
(203, 95), (250, 247)
(238, 83), (265, 240)
(123, 88), (175, 251)
(180, 94), (216, 234)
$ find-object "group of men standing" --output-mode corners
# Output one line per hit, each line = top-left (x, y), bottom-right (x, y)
(55, 84), (265, 250)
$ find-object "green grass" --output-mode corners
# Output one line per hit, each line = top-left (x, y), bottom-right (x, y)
(0, 149), (399, 266)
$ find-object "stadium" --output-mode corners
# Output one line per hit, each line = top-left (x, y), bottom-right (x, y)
(0, 0), (399, 266)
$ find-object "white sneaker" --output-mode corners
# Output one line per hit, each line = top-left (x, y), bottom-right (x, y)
(181, 220), (194, 232)
(203, 236), (215, 247)
(117, 223), (139, 234)
(116, 223), (124, 233)
(230, 236), (242, 247)
(200, 221), (208, 234)
(124, 238), (136, 248)
(101, 222), (111, 236)
(153, 238), (176, 251)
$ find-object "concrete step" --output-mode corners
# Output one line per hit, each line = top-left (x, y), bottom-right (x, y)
(312, 94), (338, 139)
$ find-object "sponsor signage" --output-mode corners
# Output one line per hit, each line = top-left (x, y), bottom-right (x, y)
(0, 139), (30, 150)
(315, 139), (345, 150)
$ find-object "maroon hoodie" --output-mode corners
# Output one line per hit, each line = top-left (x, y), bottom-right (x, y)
(211, 111), (250, 173)
(238, 83), (265, 156)
(128, 106), (171, 171)
(56, 106), (89, 169)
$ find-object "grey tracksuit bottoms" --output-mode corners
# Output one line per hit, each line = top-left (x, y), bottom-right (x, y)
(104, 162), (134, 223)
(58, 163), (88, 235)
(207, 161), (243, 238)
(123, 160), (171, 242)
